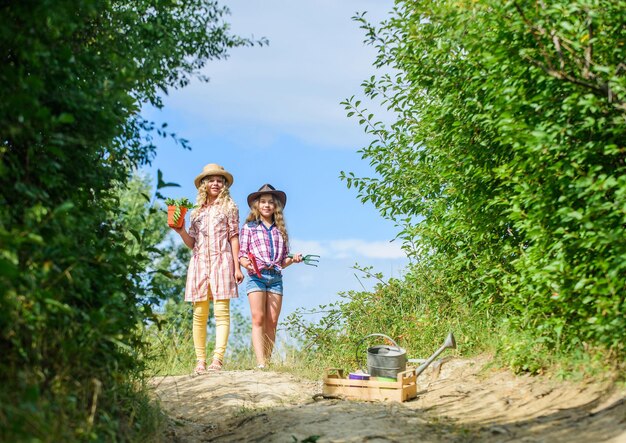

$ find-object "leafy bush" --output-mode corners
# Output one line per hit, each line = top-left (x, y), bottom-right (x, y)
(0, 1), (260, 440)
(337, 0), (626, 372)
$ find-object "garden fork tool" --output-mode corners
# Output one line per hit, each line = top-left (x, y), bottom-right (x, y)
(288, 254), (320, 267)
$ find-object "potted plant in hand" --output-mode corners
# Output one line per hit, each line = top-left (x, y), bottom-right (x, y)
(165, 197), (194, 228)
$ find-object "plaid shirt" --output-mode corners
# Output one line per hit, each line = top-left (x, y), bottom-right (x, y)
(239, 221), (289, 275)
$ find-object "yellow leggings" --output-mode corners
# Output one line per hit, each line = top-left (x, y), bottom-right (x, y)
(193, 298), (230, 363)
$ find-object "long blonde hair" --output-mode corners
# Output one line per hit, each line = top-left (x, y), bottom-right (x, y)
(191, 176), (237, 219)
(245, 195), (289, 246)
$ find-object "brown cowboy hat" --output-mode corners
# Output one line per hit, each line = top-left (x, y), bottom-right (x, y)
(247, 184), (287, 208)
(194, 163), (234, 189)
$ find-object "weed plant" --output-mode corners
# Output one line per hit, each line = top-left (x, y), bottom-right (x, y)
(283, 264), (500, 378)
(146, 298), (257, 375)
(495, 326), (626, 380)
(281, 261), (626, 382)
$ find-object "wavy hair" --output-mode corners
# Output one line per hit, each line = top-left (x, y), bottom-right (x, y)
(245, 195), (289, 246)
(191, 176), (237, 219)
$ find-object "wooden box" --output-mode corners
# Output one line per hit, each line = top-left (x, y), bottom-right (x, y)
(322, 368), (417, 402)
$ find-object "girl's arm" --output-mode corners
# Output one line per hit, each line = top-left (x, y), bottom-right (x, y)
(226, 207), (244, 283)
(281, 253), (303, 268)
(280, 237), (302, 268)
(229, 234), (244, 284)
(172, 221), (195, 249)
(239, 255), (255, 272)
(237, 224), (255, 272)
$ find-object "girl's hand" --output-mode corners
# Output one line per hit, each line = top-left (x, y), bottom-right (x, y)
(291, 253), (303, 263)
(172, 219), (195, 249)
(240, 257), (255, 272)
(234, 268), (244, 284)
(171, 219), (186, 234)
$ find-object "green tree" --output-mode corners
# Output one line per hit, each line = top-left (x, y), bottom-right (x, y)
(0, 1), (261, 440)
(342, 0), (626, 370)
(114, 171), (191, 306)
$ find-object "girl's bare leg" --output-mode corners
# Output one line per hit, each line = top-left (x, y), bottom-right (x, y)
(263, 292), (283, 361)
(248, 290), (267, 366)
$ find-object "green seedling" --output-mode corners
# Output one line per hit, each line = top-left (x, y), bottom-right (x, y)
(165, 197), (195, 224)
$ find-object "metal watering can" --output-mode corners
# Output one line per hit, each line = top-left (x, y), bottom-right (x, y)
(412, 332), (456, 377)
(357, 333), (407, 378)
(358, 332), (457, 378)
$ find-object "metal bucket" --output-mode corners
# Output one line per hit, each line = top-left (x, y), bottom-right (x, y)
(359, 333), (407, 378)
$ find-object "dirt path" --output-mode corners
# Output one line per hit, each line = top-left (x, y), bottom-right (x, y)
(151, 356), (626, 442)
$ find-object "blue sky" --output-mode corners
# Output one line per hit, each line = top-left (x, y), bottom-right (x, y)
(142, 0), (408, 318)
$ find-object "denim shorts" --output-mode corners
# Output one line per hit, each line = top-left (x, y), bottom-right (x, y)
(246, 269), (283, 296)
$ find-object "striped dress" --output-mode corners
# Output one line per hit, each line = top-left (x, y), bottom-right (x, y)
(184, 203), (240, 302)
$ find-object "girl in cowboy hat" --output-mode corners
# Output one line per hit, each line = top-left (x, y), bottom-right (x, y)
(171, 163), (244, 374)
(238, 184), (303, 368)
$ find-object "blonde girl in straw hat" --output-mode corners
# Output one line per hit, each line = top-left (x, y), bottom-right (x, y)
(171, 163), (244, 374)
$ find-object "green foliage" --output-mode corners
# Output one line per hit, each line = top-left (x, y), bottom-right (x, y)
(164, 197), (195, 209)
(145, 298), (198, 376)
(338, 0), (626, 372)
(0, 1), (261, 440)
(284, 264), (495, 375)
(146, 298), (254, 375)
(116, 172), (192, 307)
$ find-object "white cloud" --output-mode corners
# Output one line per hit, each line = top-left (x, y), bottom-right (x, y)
(160, 0), (395, 149)
(289, 239), (327, 256)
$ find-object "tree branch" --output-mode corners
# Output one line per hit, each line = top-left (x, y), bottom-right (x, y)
(513, 1), (624, 111)
(551, 32), (565, 71)
(583, 11), (593, 79)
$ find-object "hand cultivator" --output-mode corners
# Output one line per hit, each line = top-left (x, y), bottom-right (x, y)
(288, 254), (320, 267)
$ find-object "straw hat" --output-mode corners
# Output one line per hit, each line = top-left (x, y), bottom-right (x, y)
(194, 163), (234, 189)
(247, 184), (287, 208)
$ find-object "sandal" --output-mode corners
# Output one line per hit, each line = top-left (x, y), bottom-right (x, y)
(207, 359), (223, 372)
(193, 360), (207, 375)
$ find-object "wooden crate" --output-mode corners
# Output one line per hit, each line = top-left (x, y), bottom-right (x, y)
(322, 368), (417, 402)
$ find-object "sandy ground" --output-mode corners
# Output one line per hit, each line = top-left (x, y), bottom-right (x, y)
(151, 356), (626, 442)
